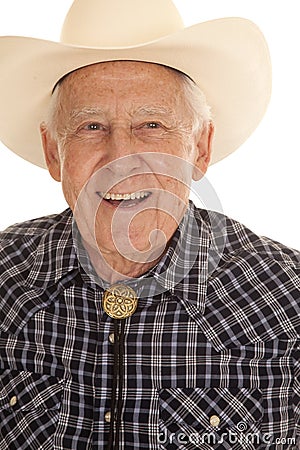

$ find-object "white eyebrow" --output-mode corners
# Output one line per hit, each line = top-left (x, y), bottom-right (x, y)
(69, 107), (106, 121)
(134, 106), (174, 116)
(67, 105), (177, 127)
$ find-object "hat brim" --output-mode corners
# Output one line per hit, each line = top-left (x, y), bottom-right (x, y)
(0, 17), (271, 168)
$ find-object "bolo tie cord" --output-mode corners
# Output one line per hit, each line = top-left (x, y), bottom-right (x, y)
(107, 319), (125, 450)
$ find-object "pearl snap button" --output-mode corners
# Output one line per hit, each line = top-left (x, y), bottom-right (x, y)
(105, 411), (112, 422)
(108, 333), (115, 344)
(210, 415), (220, 427)
(9, 396), (18, 407)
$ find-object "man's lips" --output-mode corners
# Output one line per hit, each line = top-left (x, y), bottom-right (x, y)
(96, 190), (152, 208)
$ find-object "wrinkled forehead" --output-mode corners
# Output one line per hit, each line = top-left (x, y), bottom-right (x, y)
(53, 60), (189, 93)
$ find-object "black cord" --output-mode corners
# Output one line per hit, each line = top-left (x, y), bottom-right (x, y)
(114, 319), (125, 449)
(107, 319), (120, 449)
(107, 319), (126, 450)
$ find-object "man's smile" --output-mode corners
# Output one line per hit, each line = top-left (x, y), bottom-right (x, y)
(96, 190), (152, 208)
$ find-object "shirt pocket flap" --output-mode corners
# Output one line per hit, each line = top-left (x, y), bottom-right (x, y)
(158, 387), (263, 433)
(0, 369), (63, 413)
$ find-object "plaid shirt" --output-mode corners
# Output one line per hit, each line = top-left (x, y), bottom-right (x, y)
(0, 204), (299, 450)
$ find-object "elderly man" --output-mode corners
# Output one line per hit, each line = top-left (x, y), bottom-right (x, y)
(0, 1), (299, 449)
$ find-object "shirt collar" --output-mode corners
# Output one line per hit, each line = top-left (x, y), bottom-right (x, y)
(140, 202), (211, 310)
(25, 203), (224, 315)
(26, 209), (80, 289)
(137, 202), (228, 317)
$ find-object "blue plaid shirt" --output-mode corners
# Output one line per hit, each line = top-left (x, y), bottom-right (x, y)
(0, 204), (299, 449)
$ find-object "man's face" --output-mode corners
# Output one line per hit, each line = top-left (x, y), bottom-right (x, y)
(41, 61), (212, 274)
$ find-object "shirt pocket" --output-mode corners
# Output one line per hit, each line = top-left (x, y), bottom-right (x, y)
(158, 387), (263, 450)
(0, 369), (63, 450)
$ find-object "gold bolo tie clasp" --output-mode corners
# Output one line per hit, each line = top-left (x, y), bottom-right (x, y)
(103, 284), (138, 319)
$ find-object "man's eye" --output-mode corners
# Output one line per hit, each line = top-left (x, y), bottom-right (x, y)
(144, 122), (161, 129)
(84, 123), (103, 130)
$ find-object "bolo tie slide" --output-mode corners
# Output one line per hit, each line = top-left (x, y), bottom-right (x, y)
(102, 284), (138, 319)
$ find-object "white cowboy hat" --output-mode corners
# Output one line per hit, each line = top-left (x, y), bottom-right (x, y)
(0, 0), (271, 168)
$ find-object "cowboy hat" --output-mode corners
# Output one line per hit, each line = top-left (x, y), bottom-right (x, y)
(0, 0), (271, 168)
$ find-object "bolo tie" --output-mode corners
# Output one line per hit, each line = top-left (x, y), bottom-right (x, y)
(102, 284), (138, 450)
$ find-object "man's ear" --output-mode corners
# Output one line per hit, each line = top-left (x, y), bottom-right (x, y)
(40, 123), (61, 182)
(193, 122), (214, 181)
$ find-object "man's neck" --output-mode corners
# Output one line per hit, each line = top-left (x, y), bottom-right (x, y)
(82, 238), (166, 284)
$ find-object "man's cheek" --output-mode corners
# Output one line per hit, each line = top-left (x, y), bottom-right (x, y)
(159, 177), (190, 204)
(61, 178), (82, 210)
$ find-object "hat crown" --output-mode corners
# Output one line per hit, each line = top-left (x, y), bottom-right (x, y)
(61, 0), (184, 47)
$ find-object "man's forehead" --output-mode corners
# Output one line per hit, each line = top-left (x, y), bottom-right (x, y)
(52, 60), (191, 124)
(58, 61), (182, 88)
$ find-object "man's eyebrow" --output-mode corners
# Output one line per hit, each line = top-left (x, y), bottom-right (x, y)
(68, 105), (175, 122)
(134, 106), (174, 116)
(69, 107), (106, 121)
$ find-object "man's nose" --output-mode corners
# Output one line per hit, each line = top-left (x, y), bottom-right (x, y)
(105, 126), (143, 176)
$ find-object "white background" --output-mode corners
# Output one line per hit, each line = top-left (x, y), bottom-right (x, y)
(0, 1), (299, 249)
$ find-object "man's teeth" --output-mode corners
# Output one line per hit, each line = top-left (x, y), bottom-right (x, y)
(101, 191), (150, 200)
